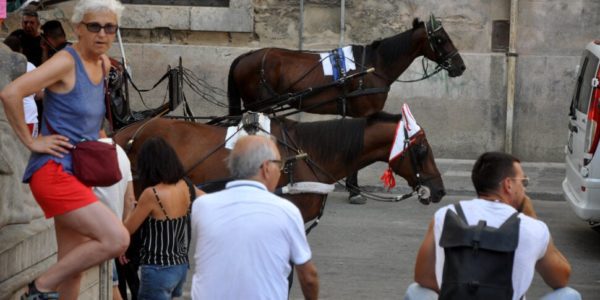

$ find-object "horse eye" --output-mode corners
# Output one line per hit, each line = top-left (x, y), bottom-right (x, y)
(437, 38), (443, 44)
(417, 145), (428, 159)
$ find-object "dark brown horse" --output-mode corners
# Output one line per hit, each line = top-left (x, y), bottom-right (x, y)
(227, 15), (465, 117)
(113, 112), (445, 223)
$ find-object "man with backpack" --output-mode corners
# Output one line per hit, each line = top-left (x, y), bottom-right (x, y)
(405, 152), (581, 300)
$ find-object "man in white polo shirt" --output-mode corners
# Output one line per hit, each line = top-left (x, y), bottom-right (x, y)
(191, 135), (319, 299)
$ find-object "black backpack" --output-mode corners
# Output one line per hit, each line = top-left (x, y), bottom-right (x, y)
(439, 203), (520, 300)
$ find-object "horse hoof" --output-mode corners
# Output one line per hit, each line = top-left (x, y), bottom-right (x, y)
(349, 194), (366, 205)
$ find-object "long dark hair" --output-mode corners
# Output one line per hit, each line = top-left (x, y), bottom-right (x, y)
(137, 137), (185, 191)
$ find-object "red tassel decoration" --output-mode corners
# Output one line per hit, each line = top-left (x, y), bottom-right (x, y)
(380, 167), (396, 190)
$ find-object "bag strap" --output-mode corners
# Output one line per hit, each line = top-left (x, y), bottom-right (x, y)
(46, 58), (112, 137)
(454, 202), (521, 229)
(101, 58), (114, 134)
(45, 116), (58, 135)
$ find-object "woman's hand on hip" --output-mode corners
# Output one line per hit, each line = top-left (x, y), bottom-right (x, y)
(30, 134), (74, 157)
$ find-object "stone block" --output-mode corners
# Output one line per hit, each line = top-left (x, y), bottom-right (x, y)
(121, 5), (191, 30)
(190, 7), (253, 32)
(0, 219), (56, 298)
(0, 45), (42, 228)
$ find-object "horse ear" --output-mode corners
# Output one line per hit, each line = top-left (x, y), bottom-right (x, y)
(412, 18), (420, 29)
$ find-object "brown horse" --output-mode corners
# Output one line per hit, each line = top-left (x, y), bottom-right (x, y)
(113, 112), (445, 223)
(227, 15), (465, 117)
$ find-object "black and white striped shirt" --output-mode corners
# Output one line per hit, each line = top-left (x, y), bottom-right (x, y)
(139, 215), (189, 266)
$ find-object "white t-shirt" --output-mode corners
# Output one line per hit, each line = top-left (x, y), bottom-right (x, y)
(23, 62), (38, 125)
(433, 199), (550, 300)
(93, 138), (132, 219)
(191, 180), (312, 300)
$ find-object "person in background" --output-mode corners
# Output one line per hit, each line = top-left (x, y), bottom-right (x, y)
(406, 152), (581, 300)
(0, 1), (129, 299)
(123, 137), (203, 300)
(8, 9), (42, 66)
(41, 20), (71, 63)
(3, 35), (40, 137)
(191, 135), (319, 300)
(93, 129), (135, 300)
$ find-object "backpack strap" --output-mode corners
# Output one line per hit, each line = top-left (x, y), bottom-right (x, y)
(453, 203), (468, 223)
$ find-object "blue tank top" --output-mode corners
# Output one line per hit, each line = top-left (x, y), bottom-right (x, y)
(23, 46), (105, 182)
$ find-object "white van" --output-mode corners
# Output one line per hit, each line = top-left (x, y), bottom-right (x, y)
(563, 40), (600, 226)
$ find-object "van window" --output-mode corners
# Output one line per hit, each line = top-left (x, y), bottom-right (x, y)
(574, 51), (600, 113)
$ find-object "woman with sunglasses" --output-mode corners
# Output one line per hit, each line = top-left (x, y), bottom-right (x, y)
(0, 1), (129, 299)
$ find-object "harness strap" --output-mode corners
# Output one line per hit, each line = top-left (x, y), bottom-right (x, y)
(259, 49), (280, 100)
(358, 45), (367, 89)
(276, 86), (390, 118)
(305, 194), (327, 235)
(279, 125), (295, 184)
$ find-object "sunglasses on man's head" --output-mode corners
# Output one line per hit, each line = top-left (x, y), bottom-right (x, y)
(81, 22), (118, 34)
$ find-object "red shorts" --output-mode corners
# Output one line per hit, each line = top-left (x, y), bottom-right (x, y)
(29, 161), (98, 218)
(27, 123), (38, 138)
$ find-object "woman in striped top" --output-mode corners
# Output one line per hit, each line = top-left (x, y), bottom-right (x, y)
(123, 137), (204, 299)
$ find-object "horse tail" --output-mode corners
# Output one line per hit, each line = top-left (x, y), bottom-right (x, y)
(228, 55), (243, 116)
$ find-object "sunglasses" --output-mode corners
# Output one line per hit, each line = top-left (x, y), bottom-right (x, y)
(81, 22), (118, 34)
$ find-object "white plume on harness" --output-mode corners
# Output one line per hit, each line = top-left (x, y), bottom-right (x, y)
(224, 113), (271, 149)
(389, 103), (421, 162)
(380, 103), (422, 190)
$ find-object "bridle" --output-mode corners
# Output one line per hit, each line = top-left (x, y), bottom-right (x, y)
(425, 18), (460, 72)
(394, 129), (436, 204)
(392, 17), (460, 83)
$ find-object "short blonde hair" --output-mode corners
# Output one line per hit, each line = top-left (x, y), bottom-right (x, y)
(71, 0), (125, 24)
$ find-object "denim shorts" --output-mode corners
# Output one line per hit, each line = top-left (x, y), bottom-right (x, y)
(138, 263), (188, 300)
(112, 263), (118, 285)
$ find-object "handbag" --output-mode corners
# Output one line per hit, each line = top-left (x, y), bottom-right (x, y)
(45, 117), (122, 187)
(71, 140), (122, 186)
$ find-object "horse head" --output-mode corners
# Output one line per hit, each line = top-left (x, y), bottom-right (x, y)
(383, 105), (446, 204)
(420, 14), (466, 77)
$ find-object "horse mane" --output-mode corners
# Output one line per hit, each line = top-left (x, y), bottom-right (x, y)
(368, 18), (424, 65)
(288, 118), (366, 163)
(366, 111), (402, 125)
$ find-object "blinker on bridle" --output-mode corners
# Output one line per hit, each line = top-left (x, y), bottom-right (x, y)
(425, 15), (459, 70)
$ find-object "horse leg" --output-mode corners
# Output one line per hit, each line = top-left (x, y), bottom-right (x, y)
(346, 172), (366, 204)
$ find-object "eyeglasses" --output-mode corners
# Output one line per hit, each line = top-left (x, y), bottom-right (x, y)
(267, 159), (284, 171)
(81, 22), (119, 34)
(510, 177), (529, 187)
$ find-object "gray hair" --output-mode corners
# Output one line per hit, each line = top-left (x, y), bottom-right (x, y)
(227, 136), (278, 179)
(71, 0), (125, 24)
